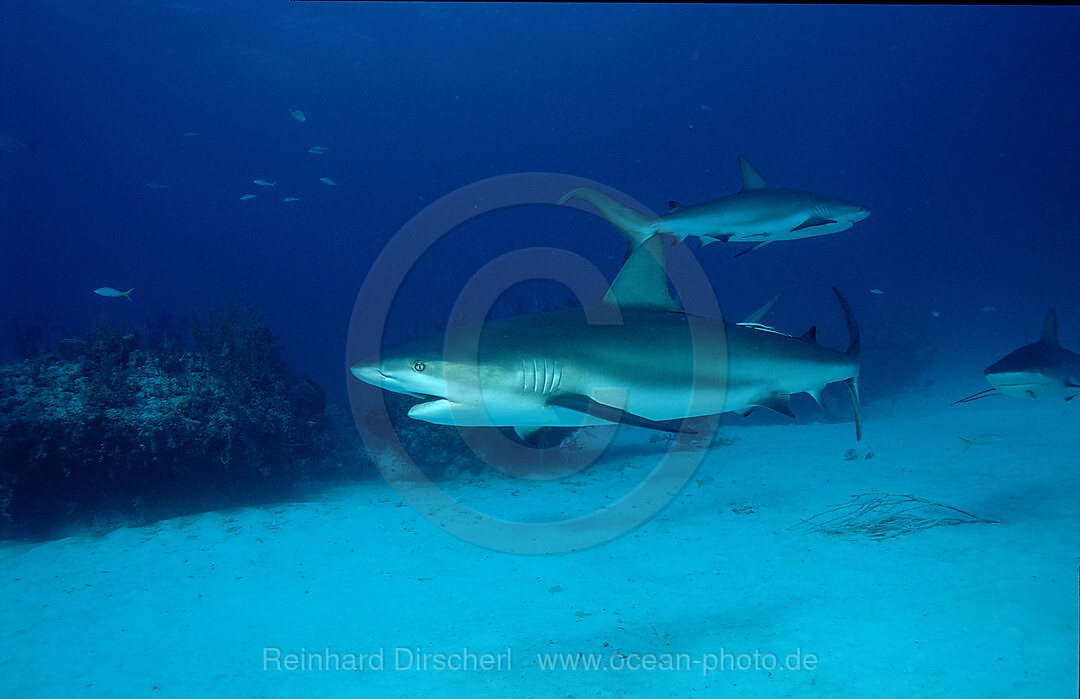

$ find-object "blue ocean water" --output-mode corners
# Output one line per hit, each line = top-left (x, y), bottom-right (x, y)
(1, 3), (1078, 696)
(3, 3), (1078, 394)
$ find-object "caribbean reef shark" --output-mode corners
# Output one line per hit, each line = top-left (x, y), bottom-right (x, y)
(351, 235), (863, 442)
(954, 310), (1080, 404)
(558, 156), (870, 256)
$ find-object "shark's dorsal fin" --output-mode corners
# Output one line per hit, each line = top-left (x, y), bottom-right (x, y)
(601, 234), (680, 311)
(741, 293), (782, 324)
(738, 156), (769, 191)
(1041, 309), (1059, 345)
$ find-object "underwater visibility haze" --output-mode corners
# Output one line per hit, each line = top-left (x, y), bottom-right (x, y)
(1, 3), (1078, 697)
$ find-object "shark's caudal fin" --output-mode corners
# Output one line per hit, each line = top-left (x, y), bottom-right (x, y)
(600, 234), (680, 311)
(558, 188), (658, 247)
(737, 156), (770, 191)
(833, 287), (862, 440)
(833, 287), (860, 359)
(1041, 309), (1059, 345)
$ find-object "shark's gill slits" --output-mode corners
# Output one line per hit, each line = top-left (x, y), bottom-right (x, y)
(520, 359), (562, 395)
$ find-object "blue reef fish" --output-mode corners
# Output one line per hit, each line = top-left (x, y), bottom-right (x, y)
(95, 287), (133, 302)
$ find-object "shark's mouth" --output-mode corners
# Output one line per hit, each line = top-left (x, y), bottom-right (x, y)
(405, 392), (444, 403)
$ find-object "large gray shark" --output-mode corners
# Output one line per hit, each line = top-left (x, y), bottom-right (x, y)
(351, 235), (863, 442)
(954, 310), (1080, 404)
(558, 156), (870, 256)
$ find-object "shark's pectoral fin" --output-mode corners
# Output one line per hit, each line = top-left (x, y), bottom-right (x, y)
(845, 377), (863, 441)
(790, 217), (838, 232)
(756, 394), (795, 418)
(513, 426), (548, 445)
(548, 394), (695, 434)
(951, 388), (1001, 405)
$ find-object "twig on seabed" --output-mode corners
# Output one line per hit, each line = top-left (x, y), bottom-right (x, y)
(789, 492), (998, 540)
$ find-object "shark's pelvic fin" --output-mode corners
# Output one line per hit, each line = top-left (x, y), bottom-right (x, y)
(756, 394), (795, 418)
(737, 156), (770, 191)
(548, 394), (696, 434)
(601, 234), (680, 311)
(1041, 309), (1059, 345)
(790, 217), (838, 232)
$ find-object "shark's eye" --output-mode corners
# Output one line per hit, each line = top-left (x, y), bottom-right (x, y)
(413, 361), (426, 373)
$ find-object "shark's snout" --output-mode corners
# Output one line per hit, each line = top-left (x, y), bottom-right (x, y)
(350, 362), (385, 386)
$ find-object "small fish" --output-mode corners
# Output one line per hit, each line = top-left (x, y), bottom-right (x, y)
(240, 194), (257, 201)
(931, 311), (941, 318)
(253, 179), (276, 187)
(289, 109), (306, 122)
(283, 197), (300, 202)
(95, 287), (133, 302)
(145, 182), (170, 190)
(695, 476), (714, 488)
(982, 306), (996, 313)
(870, 289), (884, 295)
(307, 146), (328, 154)
(958, 433), (1004, 454)
(183, 131), (199, 137)
(319, 177), (338, 186)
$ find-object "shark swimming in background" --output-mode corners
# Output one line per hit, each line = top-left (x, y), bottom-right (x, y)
(351, 235), (863, 443)
(954, 310), (1080, 405)
(558, 156), (870, 256)
(0, 132), (31, 154)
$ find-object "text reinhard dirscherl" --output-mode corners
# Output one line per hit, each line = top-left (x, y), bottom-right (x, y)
(262, 647), (819, 676)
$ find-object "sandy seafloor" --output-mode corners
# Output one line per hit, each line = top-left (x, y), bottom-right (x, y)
(2, 385), (1077, 698)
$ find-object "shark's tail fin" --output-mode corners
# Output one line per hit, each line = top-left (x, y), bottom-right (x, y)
(558, 187), (660, 247)
(833, 287), (860, 359)
(833, 287), (862, 440)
